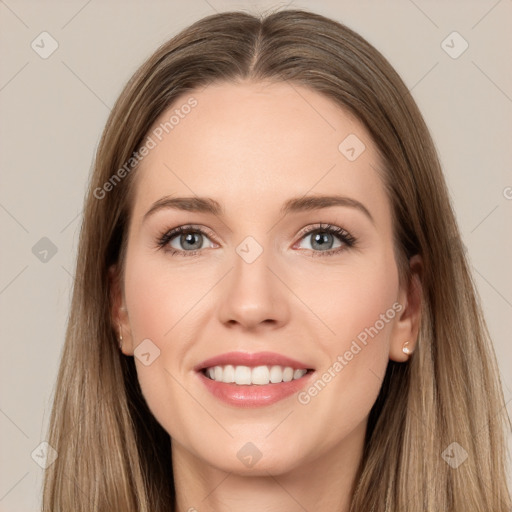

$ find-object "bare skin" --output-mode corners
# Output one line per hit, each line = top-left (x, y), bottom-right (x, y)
(110, 80), (422, 512)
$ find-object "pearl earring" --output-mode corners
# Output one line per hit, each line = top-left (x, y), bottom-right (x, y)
(402, 341), (412, 355)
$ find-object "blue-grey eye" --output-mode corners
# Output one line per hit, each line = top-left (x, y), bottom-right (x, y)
(299, 229), (343, 252)
(170, 231), (209, 251)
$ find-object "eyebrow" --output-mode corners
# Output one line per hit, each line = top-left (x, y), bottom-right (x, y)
(142, 194), (374, 224)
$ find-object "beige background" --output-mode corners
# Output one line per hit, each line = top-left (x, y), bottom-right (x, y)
(0, 0), (511, 510)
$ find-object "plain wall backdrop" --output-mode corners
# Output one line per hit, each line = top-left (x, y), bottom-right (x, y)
(0, 0), (511, 510)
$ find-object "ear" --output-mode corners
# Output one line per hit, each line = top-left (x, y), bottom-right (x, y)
(108, 264), (134, 356)
(389, 254), (423, 362)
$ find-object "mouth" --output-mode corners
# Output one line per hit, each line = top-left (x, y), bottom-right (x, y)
(194, 351), (315, 407)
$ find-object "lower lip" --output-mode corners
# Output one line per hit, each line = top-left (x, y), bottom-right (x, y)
(197, 370), (315, 407)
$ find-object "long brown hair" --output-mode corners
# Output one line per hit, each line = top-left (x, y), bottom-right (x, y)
(42, 9), (511, 511)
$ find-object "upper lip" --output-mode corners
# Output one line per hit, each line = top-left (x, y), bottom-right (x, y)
(194, 351), (314, 371)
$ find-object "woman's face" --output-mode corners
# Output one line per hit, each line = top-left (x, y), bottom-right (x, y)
(112, 81), (419, 475)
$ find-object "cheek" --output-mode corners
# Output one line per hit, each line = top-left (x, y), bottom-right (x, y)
(295, 253), (399, 425)
(123, 250), (202, 348)
(122, 253), (198, 428)
(340, 263), (399, 350)
(293, 248), (400, 352)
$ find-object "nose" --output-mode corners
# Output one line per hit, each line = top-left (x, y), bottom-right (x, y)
(217, 240), (290, 331)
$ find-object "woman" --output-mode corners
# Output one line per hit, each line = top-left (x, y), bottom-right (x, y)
(42, 8), (511, 511)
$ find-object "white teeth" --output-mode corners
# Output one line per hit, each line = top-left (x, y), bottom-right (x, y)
(234, 365), (252, 385)
(283, 367), (294, 382)
(221, 364), (235, 383)
(294, 369), (307, 379)
(269, 365), (283, 383)
(251, 365), (270, 385)
(204, 364), (309, 385)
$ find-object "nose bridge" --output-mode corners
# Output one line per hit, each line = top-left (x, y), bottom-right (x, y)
(217, 233), (289, 328)
(233, 234), (272, 290)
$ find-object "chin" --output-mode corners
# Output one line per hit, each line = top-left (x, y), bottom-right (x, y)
(193, 439), (309, 476)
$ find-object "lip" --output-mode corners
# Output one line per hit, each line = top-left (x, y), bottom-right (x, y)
(194, 351), (315, 408)
(194, 351), (314, 371)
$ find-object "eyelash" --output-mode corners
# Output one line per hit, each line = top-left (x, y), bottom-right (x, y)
(155, 223), (357, 258)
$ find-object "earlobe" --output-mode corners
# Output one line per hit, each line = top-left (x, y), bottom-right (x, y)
(389, 254), (423, 363)
(108, 264), (133, 355)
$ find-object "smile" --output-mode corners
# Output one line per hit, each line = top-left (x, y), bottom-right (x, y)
(195, 351), (316, 407)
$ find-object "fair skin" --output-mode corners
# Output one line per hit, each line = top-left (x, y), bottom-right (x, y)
(110, 81), (422, 512)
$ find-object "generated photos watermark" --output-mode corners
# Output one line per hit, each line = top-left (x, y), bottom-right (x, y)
(297, 301), (403, 405)
(93, 96), (197, 200)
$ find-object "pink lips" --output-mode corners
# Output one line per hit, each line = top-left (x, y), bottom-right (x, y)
(194, 351), (313, 371)
(194, 351), (315, 408)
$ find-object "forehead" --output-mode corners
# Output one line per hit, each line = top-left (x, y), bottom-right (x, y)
(130, 80), (387, 224)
